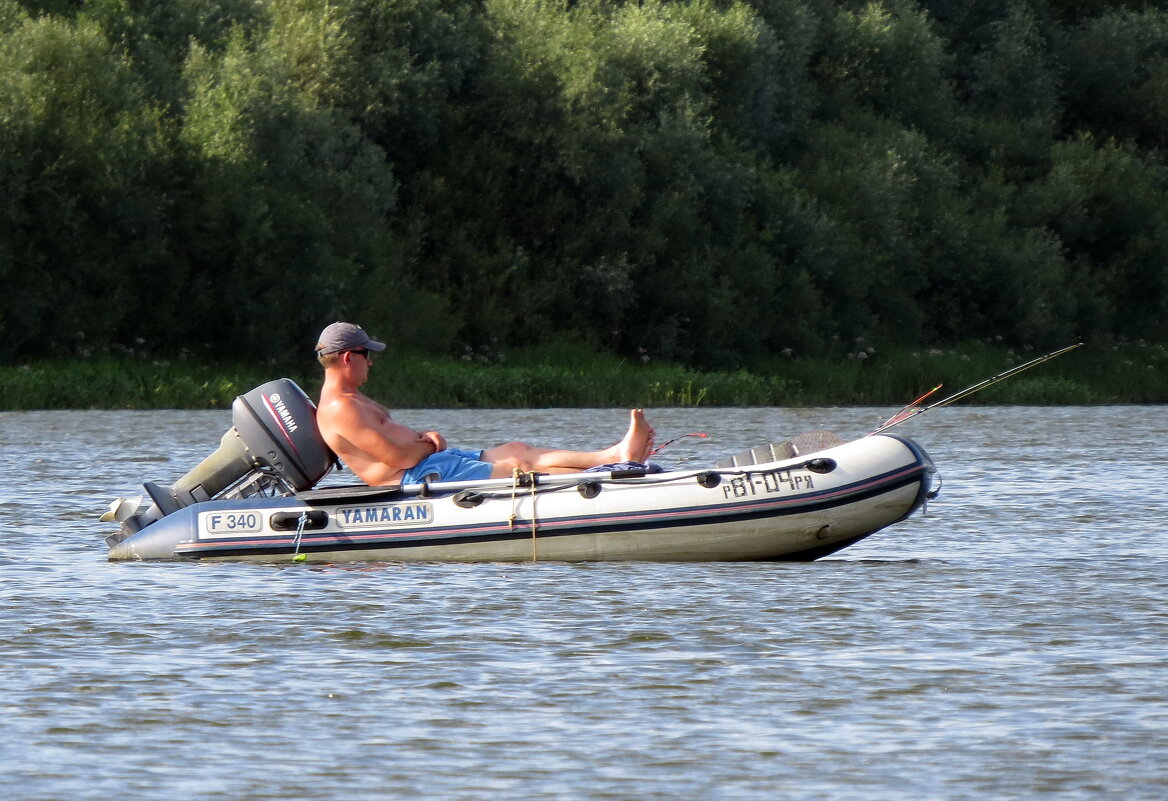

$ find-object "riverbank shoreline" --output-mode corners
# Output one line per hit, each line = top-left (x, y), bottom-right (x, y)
(2, 341), (1163, 410)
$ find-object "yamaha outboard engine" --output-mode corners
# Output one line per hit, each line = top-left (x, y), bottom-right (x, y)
(102, 379), (335, 544)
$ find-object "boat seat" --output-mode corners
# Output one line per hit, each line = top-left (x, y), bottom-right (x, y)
(716, 430), (845, 468)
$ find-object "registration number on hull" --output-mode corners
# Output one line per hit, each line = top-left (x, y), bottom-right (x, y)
(723, 470), (813, 499)
(204, 512), (262, 535)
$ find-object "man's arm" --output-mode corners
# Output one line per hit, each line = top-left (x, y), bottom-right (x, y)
(319, 399), (439, 471)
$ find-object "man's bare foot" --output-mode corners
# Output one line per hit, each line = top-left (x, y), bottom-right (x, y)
(617, 409), (654, 463)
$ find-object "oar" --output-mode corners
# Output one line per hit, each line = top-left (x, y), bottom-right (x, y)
(869, 342), (1084, 435)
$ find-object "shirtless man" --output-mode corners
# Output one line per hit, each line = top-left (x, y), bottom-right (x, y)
(313, 322), (655, 486)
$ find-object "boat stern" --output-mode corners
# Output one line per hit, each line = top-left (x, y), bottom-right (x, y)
(107, 505), (202, 560)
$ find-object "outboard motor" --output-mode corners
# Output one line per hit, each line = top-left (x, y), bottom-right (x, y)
(102, 379), (335, 544)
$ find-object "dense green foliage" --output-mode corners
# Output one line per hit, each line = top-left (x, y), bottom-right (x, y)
(4, 340), (1164, 409)
(2, 0), (1167, 371)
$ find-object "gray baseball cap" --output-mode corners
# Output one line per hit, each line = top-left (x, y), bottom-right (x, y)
(315, 322), (387, 356)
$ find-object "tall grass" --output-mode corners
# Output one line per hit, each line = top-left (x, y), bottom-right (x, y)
(0, 359), (276, 410)
(1, 341), (1163, 410)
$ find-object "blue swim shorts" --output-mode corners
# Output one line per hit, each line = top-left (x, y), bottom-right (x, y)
(400, 448), (493, 484)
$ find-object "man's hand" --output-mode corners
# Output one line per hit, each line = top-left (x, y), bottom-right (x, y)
(419, 430), (446, 452)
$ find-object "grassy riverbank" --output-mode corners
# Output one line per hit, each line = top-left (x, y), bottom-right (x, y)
(1, 341), (1164, 411)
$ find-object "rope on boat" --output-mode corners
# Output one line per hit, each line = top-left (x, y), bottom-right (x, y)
(509, 468), (541, 562)
(509, 469), (519, 532)
(530, 473), (539, 562)
(291, 510), (309, 562)
(467, 461), (836, 505)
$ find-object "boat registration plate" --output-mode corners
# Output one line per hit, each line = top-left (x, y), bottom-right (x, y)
(202, 511), (263, 536)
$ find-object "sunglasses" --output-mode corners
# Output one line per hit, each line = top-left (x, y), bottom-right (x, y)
(348, 348), (371, 359)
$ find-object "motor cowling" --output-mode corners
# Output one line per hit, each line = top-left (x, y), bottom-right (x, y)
(103, 379), (335, 545)
(231, 379), (334, 492)
(108, 379), (328, 520)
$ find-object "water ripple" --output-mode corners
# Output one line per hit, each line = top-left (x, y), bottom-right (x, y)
(2, 407), (1167, 800)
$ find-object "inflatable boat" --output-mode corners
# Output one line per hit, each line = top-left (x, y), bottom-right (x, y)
(101, 379), (938, 562)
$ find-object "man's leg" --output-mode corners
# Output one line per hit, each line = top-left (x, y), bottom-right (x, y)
(481, 410), (654, 476)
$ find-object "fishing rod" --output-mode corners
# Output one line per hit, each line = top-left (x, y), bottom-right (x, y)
(869, 342), (1084, 435)
(878, 383), (944, 431)
(649, 432), (708, 456)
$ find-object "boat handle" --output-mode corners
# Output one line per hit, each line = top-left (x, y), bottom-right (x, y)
(269, 509), (328, 531)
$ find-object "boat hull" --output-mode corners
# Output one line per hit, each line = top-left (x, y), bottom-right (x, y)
(107, 434), (935, 563)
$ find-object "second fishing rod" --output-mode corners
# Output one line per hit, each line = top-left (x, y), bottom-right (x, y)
(869, 342), (1084, 435)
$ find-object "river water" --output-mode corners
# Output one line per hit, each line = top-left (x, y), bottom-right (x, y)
(2, 405), (1165, 800)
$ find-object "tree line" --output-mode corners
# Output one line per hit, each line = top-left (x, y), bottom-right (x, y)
(2, 0), (1167, 369)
